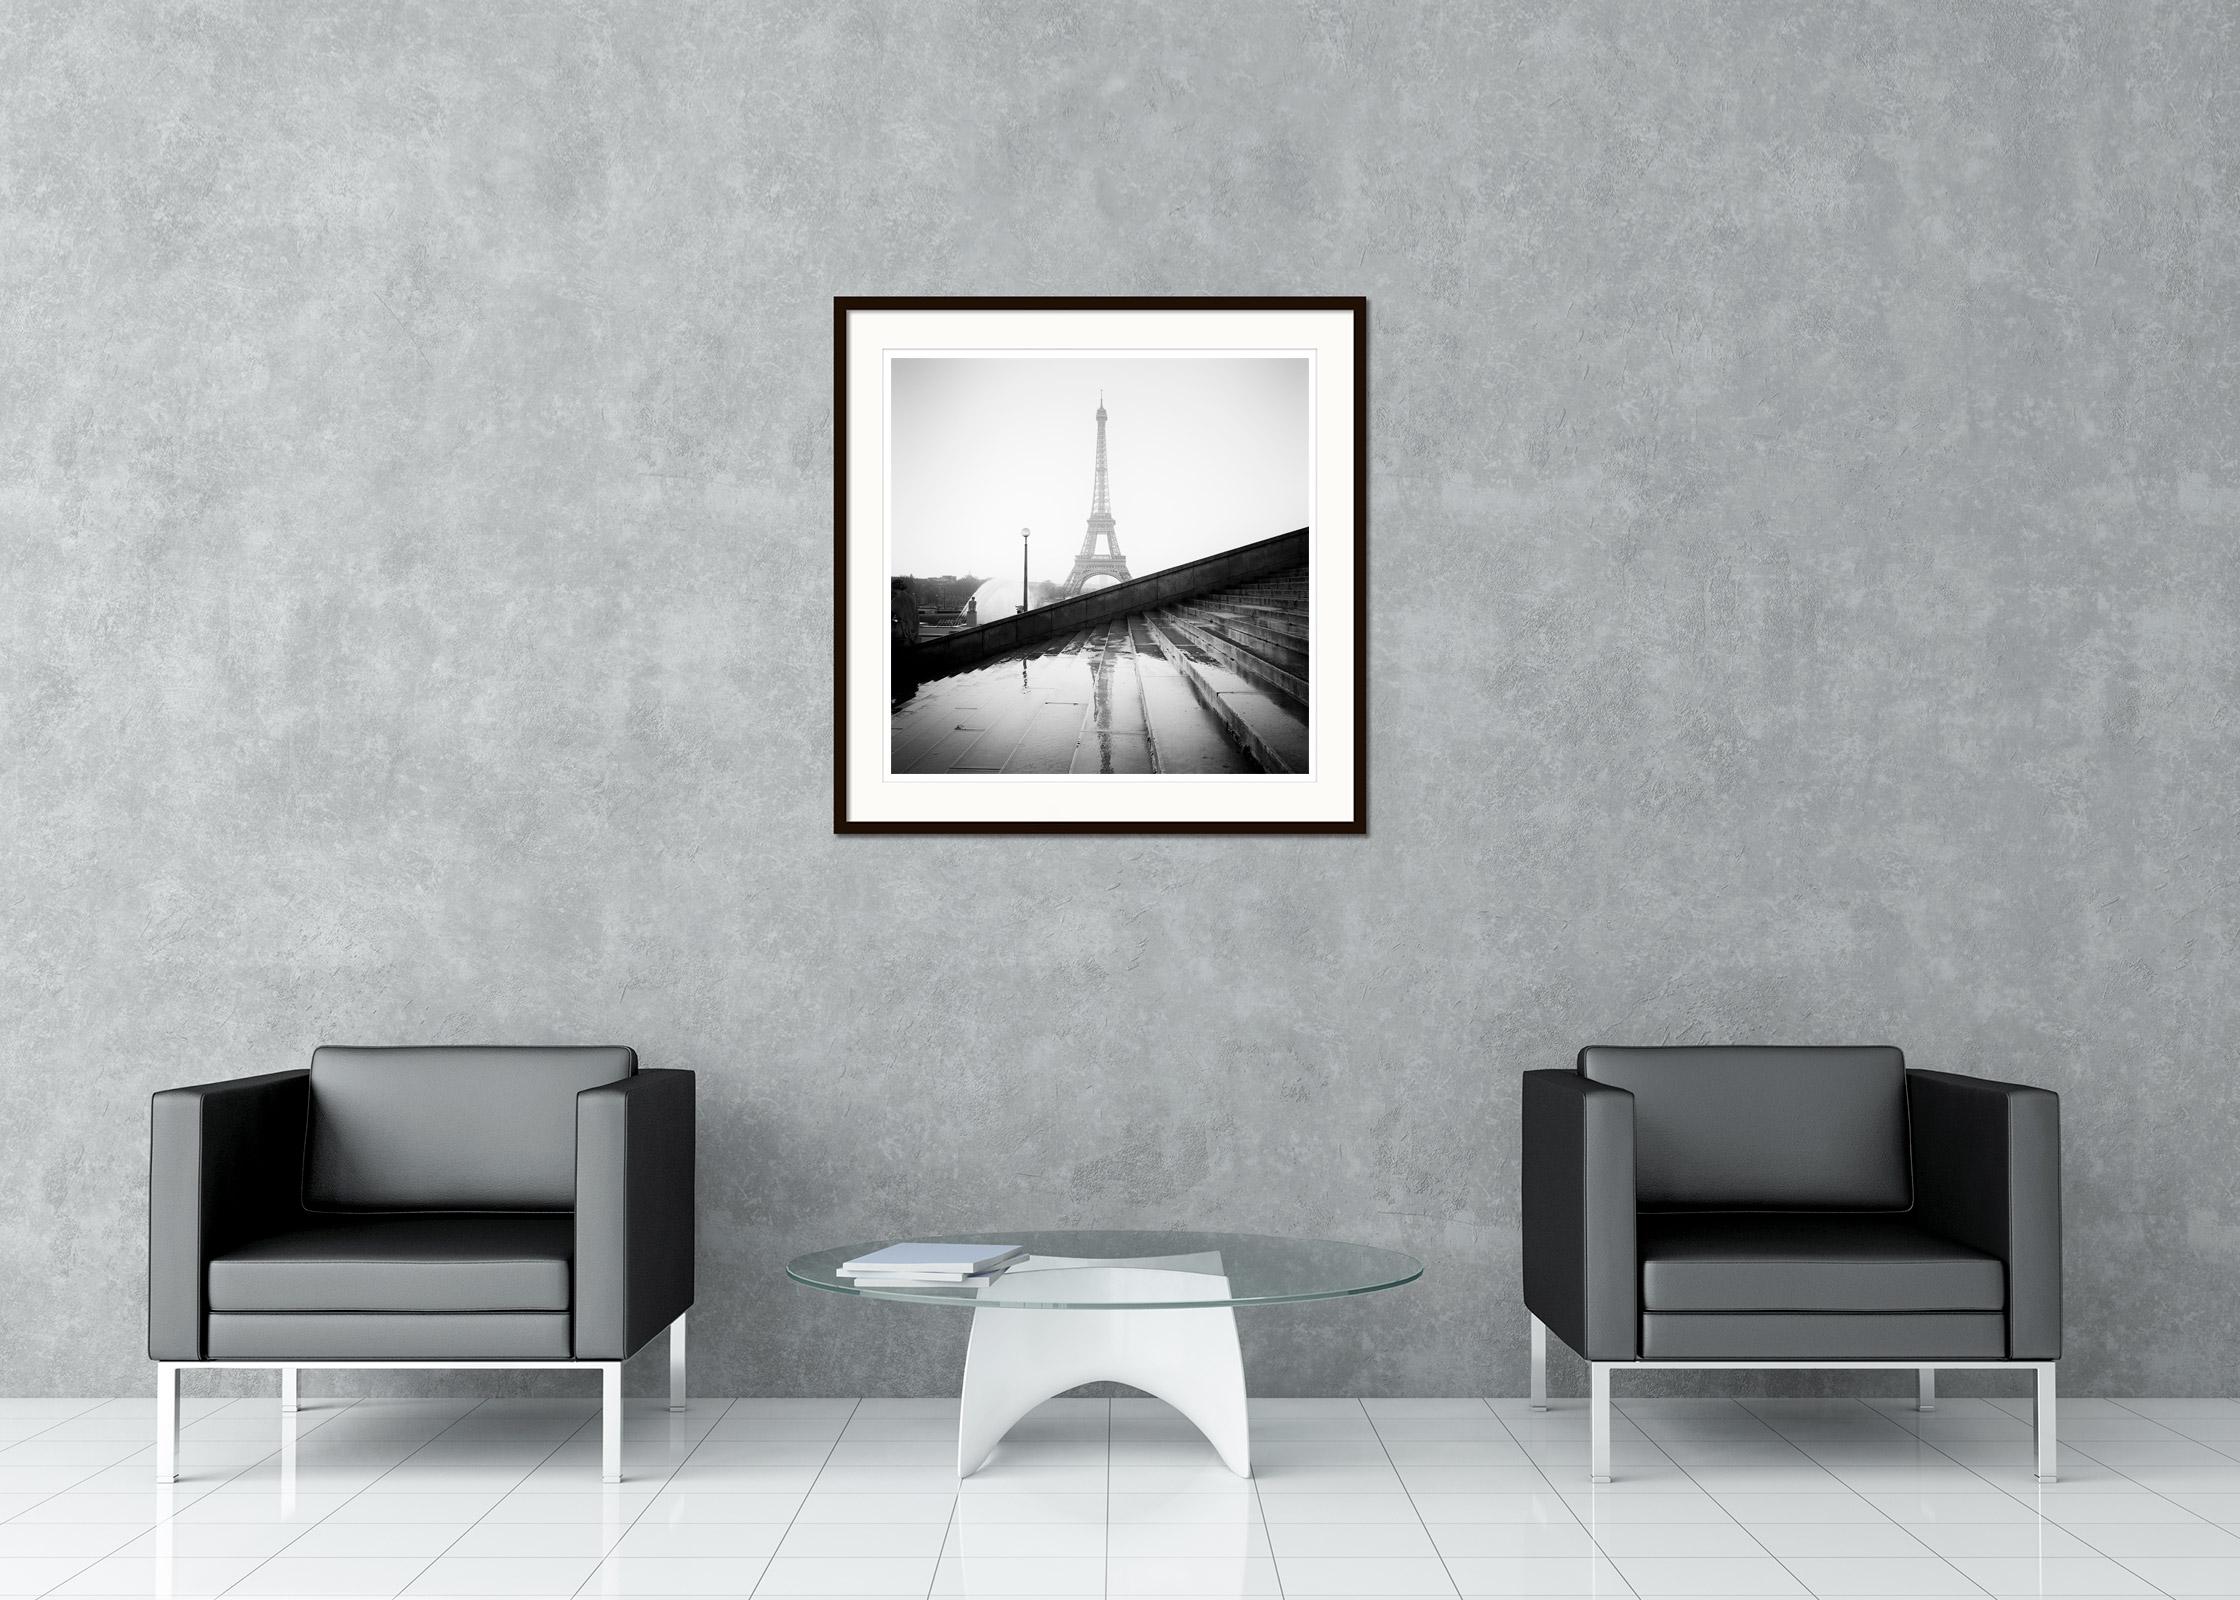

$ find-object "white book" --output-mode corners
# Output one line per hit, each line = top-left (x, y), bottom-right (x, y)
(848, 1270), (1006, 1287)
(840, 1242), (1025, 1276)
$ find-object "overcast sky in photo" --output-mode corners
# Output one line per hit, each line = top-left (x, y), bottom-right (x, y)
(889, 356), (1309, 581)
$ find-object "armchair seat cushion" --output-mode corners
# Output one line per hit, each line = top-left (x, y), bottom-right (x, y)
(207, 1215), (573, 1314)
(1639, 1214), (2005, 1314)
(207, 1312), (571, 1360)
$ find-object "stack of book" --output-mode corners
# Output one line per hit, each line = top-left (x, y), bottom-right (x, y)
(841, 1242), (1026, 1288)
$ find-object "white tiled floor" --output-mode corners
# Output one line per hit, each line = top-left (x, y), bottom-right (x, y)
(2, 1395), (2237, 1597)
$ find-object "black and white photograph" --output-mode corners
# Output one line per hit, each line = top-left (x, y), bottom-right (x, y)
(836, 299), (1366, 832)
(890, 357), (1309, 774)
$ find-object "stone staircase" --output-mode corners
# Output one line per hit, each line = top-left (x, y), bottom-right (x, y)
(1141, 565), (1309, 774)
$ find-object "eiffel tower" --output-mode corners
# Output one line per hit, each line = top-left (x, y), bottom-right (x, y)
(1059, 394), (1133, 596)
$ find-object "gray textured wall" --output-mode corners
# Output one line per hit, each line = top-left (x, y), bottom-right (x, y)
(5, 2), (2236, 1401)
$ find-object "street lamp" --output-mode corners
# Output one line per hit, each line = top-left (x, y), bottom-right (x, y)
(1018, 527), (1031, 614)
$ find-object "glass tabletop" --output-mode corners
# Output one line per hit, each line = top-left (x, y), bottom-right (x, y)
(787, 1230), (1423, 1310)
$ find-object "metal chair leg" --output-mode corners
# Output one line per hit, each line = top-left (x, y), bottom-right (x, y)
(2035, 1364), (2057, 1482)
(1530, 1315), (1547, 1411)
(154, 1364), (178, 1484)
(602, 1363), (624, 1484)
(1916, 1366), (1935, 1412)
(669, 1311), (687, 1412)
(1589, 1363), (1611, 1483)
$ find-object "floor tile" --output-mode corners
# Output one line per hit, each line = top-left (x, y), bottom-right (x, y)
(2115, 1556), (2240, 1595)
(1425, 1520), (1601, 1556)
(1664, 1440), (1820, 1466)
(13, 1492), (181, 1525)
(1821, 1467), (1991, 1495)
(278, 1519), (477, 1558)
(1710, 1492), (1892, 1524)
(1686, 1466), (1851, 1495)
(1609, 1554), (1808, 1594)
(708, 1416), (850, 1442)
(2107, 1464), (2240, 1493)
(0, 1558), (96, 1596)
(1903, 1521), (2100, 1557)
(479, 1488), (660, 1522)
(636, 1490), (809, 1523)
(1363, 1398), (1491, 1417)
(442, 1518), (629, 1557)
(928, 1554), (1105, 1593)
(1559, 1492), (1730, 1523)
(756, 1439), (895, 1466)
(1107, 1555), (1286, 1594)
(1106, 1490), (1264, 1524)
(1256, 1464), (1405, 1492)
(1526, 1438), (1679, 1465)
(1861, 1491), (2054, 1524)
(1944, 1553), (2161, 1593)
(1265, 1521), (1442, 1557)
(0, 1524), (138, 1558)
(1745, 1523), (1933, 1557)
(1390, 1462), (1547, 1494)
(228, 1555), (433, 1595)
(1273, 1556), (1459, 1594)
(611, 1521), (786, 1558)
(2077, 1437), (2236, 1466)
(1110, 1464), (1262, 1494)
(771, 1521), (946, 1557)
(1442, 1553), (1630, 1595)
(326, 1491), (507, 1523)
(2029, 1491), (2208, 1523)
(663, 1461), (824, 1487)
(45, 1555), (267, 1596)
(948, 1490), (1104, 1524)
(749, 1554), (939, 1593)
(581, 1553), (774, 1592)
(399, 1555), (602, 1593)
(1775, 1556), (1980, 1594)
(1102, 1521), (1258, 1557)
(957, 1463), (1105, 1493)
(1369, 1417), (1512, 1441)
(1588, 1521), (1767, 1556)
(2162, 1489), (2240, 1520)
(0, 1440), (147, 1467)
(1254, 1439), (1395, 1466)
(2054, 1414), (2191, 1440)
(2074, 1519), (2240, 1556)
(1256, 1493), (1423, 1523)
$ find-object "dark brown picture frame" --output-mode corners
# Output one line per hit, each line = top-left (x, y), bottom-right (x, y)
(835, 296), (1367, 834)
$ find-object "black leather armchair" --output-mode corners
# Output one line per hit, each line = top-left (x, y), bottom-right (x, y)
(149, 1046), (694, 1483)
(1523, 1046), (2059, 1483)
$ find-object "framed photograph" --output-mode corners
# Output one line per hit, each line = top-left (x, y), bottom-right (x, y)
(835, 296), (1366, 833)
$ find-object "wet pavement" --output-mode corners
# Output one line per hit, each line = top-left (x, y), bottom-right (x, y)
(891, 620), (1262, 775)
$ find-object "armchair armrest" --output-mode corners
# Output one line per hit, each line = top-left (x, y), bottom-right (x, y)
(148, 1069), (311, 1360)
(1521, 1069), (1638, 1360)
(574, 1069), (695, 1360)
(1907, 1069), (2061, 1359)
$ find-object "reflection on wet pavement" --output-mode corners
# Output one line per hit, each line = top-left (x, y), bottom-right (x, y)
(892, 620), (1261, 775)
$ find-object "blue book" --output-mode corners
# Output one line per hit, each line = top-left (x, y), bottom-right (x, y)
(841, 1242), (1025, 1277)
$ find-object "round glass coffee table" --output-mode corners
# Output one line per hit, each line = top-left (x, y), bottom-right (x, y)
(788, 1229), (1422, 1478)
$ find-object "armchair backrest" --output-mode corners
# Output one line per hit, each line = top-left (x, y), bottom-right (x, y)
(1578, 1045), (1910, 1210)
(304, 1045), (637, 1212)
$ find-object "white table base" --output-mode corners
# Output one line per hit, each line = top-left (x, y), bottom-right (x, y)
(955, 1261), (1249, 1478)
